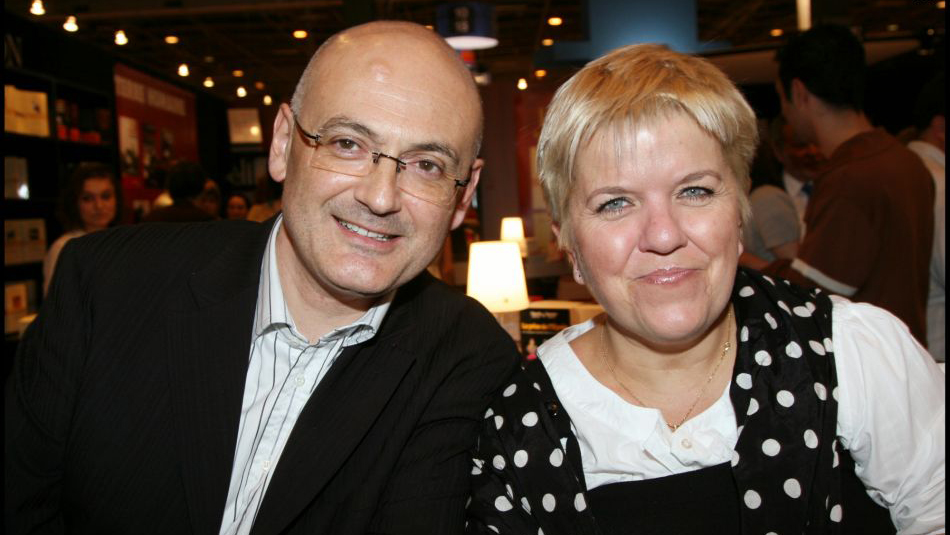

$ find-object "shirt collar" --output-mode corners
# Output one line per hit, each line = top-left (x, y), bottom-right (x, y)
(908, 140), (945, 169)
(252, 214), (393, 345)
(782, 171), (806, 196)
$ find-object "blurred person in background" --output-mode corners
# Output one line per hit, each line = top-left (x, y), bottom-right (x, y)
(196, 179), (222, 219)
(907, 72), (945, 362)
(225, 192), (251, 220)
(769, 115), (825, 236)
(247, 173), (283, 222)
(142, 161), (215, 223)
(763, 25), (934, 346)
(740, 121), (801, 265)
(43, 162), (119, 295)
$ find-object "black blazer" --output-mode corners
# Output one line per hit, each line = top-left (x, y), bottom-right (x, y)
(6, 219), (520, 534)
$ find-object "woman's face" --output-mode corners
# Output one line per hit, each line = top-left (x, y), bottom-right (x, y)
(561, 113), (743, 348)
(226, 195), (249, 220)
(78, 177), (117, 231)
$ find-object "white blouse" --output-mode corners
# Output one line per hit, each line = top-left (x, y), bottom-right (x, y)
(538, 296), (945, 534)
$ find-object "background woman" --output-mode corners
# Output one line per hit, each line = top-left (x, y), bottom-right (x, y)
(225, 192), (250, 220)
(467, 44), (943, 534)
(43, 162), (119, 295)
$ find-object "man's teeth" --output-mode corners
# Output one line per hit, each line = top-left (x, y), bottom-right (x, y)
(340, 220), (393, 241)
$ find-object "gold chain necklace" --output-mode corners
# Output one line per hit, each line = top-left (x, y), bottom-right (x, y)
(599, 309), (733, 432)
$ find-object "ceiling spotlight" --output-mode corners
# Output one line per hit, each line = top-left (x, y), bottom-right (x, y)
(254, 81), (265, 90)
(542, 38), (554, 47)
(232, 69), (244, 78)
(927, 28), (936, 36)
(770, 28), (783, 37)
(250, 125), (261, 137)
(547, 17), (563, 26)
(263, 95), (273, 105)
(236, 86), (247, 98)
(165, 35), (179, 44)
(29, 0), (45, 16)
(886, 24), (899, 32)
(937, 1), (945, 8)
(177, 63), (189, 77)
(204, 55), (215, 63)
(203, 77), (214, 88)
(115, 30), (128, 45)
(517, 78), (528, 91)
(534, 69), (547, 79)
(63, 16), (78, 32)
(293, 30), (308, 39)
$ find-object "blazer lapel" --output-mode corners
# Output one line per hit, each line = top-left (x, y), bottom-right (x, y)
(250, 294), (418, 535)
(165, 222), (271, 535)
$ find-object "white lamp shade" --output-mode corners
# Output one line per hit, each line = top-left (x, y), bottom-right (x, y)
(500, 216), (528, 257)
(466, 241), (530, 313)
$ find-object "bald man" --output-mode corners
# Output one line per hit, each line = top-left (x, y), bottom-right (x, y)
(6, 22), (520, 535)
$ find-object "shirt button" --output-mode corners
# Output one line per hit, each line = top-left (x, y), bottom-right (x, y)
(681, 438), (692, 449)
(295, 376), (305, 387)
(262, 460), (271, 471)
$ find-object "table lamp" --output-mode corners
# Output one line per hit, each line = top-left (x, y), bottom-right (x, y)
(466, 240), (529, 343)
(500, 216), (528, 257)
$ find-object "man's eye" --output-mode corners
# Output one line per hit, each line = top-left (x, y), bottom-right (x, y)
(413, 159), (445, 176)
(334, 138), (359, 151)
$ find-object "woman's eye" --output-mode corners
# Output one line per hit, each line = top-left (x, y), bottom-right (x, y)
(679, 186), (714, 199)
(596, 197), (630, 213)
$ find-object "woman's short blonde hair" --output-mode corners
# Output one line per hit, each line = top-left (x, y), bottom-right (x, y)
(538, 43), (758, 247)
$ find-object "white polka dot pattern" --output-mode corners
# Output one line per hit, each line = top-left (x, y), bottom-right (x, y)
(549, 448), (563, 467)
(736, 373), (753, 389)
(744, 489), (762, 509)
(804, 429), (819, 448)
(747, 398), (759, 415)
(762, 438), (781, 456)
(830, 504), (843, 522)
(574, 493), (587, 512)
(513, 449), (528, 468)
(776, 390), (795, 407)
(521, 497), (531, 513)
(784, 478), (802, 498)
(785, 341), (802, 358)
(503, 384), (517, 397)
(814, 382), (827, 400)
(521, 411), (538, 427)
(765, 312), (778, 329)
(494, 495), (513, 512)
(754, 350), (772, 366)
(739, 286), (755, 297)
(492, 455), (505, 471)
(541, 493), (556, 512)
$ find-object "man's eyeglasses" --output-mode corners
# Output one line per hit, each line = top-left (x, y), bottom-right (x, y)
(293, 114), (470, 206)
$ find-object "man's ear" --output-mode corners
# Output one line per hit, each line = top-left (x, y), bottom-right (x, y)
(450, 158), (483, 229)
(790, 78), (810, 109)
(268, 103), (295, 184)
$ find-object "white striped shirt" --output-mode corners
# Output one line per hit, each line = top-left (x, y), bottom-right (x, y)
(219, 216), (392, 535)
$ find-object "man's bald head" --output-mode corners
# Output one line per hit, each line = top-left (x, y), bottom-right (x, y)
(290, 21), (483, 155)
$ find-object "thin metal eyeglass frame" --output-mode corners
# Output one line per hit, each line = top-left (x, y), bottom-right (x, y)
(291, 114), (471, 190)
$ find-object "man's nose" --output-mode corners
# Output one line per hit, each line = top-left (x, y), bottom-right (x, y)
(353, 157), (403, 215)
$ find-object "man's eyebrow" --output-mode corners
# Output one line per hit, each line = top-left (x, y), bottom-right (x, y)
(320, 115), (461, 166)
(319, 116), (380, 143)
(406, 143), (460, 167)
